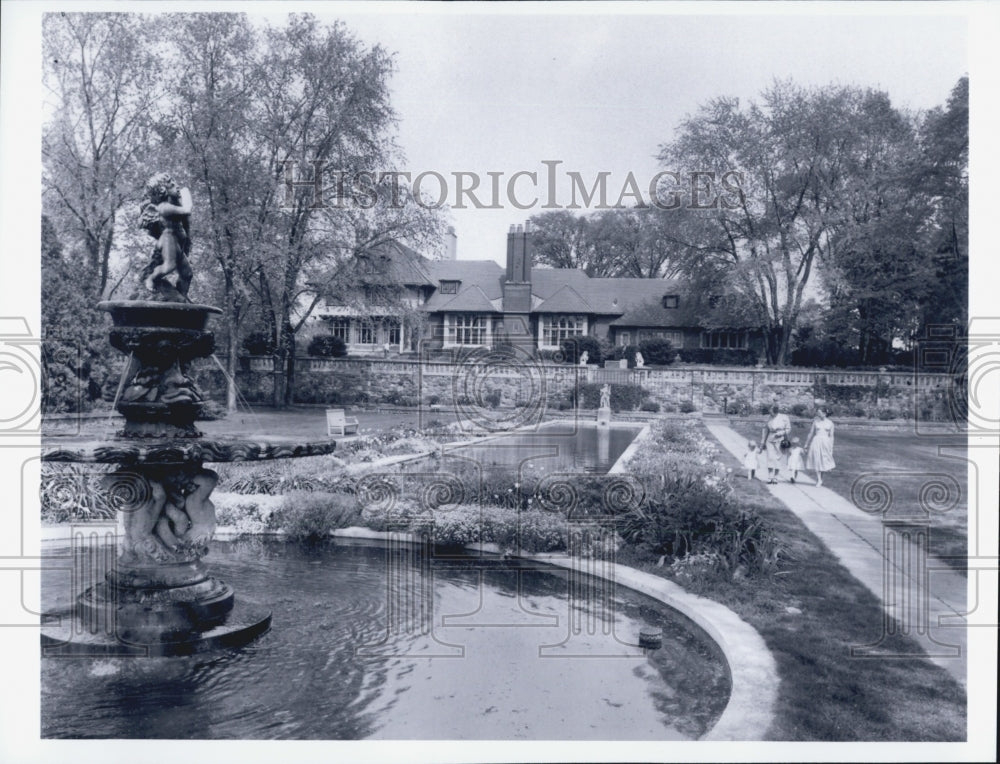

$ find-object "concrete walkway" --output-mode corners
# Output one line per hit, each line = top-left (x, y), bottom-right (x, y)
(705, 420), (968, 688)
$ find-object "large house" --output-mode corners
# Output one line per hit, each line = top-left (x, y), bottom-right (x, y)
(311, 224), (762, 358)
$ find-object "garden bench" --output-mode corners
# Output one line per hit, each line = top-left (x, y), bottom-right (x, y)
(326, 408), (359, 436)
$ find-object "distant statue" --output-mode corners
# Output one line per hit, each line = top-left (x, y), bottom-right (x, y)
(634, 351), (645, 369)
(600, 384), (611, 409)
(579, 350), (589, 366)
(140, 173), (193, 301)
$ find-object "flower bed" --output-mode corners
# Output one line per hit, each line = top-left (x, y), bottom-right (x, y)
(41, 417), (779, 580)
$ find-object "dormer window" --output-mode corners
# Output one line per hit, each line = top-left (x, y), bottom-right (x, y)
(662, 294), (679, 309)
(439, 280), (460, 295)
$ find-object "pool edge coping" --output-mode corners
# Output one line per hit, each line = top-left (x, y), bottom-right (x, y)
(40, 524), (778, 741)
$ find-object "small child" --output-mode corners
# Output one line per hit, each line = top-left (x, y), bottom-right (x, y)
(787, 437), (805, 483)
(742, 441), (760, 480)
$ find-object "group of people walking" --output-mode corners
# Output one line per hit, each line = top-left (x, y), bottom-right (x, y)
(743, 405), (836, 485)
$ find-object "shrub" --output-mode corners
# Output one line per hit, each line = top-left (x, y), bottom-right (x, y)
(482, 388), (502, 408)
(537, 348), (568, 364)
(559, 335), (603, 365)
(612, 344), (640, 367)
(619, 474), (778, 576)
(213, 493), (284, 534)
(574, 383), (648, 411)
(420, 505), (570, 554)
(196, 399), (228, 421)
(679, 399), (697, 413)
(726, 396), (752, 416)
(274, 491), (361, 540)
(640, 401), (660, 413)
(790, 402), (811, 418)
(637, 339), (675, 366)
(242, 331), (275, 356)
(293, 370), (366, 405)
(307, 335), (347, 358)
(676, 348), (756, 366)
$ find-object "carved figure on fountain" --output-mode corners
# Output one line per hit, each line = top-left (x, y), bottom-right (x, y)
(106, 465), (219, 567)
(138, 172), (193, 303)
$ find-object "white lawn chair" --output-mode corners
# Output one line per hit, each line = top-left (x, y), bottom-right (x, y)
(326, 408), (359, 436)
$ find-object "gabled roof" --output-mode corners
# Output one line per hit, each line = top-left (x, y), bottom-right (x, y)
(421, 260), (695, 323)
(423, 260), (504, 309)
(436, 285), (501, 313)
(533, 285), (593, 314)
(348, 240), (436, 287)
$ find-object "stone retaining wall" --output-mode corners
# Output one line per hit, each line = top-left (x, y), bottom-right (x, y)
(196, 357), (959, 420)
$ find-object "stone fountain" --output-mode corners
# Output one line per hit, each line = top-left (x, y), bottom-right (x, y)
(41, 174), (336, 656)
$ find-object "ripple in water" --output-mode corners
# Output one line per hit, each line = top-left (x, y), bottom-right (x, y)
(41, 538), (730, 740)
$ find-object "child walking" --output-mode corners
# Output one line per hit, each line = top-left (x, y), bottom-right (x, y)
(742, 441), (760, 480)
(786, 437), (805, 483)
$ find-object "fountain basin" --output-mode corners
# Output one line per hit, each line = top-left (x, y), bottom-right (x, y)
(98, 300), (222, 331)
(41, 536), (733, 739)
(42, 436), (339, 465)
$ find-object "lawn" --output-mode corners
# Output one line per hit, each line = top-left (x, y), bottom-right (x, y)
(729, 418), (968, 572)
(43, 405), (431, 441)
(618, 422), (967, 741)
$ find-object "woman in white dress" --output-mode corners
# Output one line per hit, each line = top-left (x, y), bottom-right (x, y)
(759, 405), (791, 484)
(805, 408), (836, 486)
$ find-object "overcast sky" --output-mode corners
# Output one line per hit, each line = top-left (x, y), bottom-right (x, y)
(317, 8), (969, 263)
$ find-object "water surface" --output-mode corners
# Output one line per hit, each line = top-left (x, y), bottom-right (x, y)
(41, 538), (729, 740)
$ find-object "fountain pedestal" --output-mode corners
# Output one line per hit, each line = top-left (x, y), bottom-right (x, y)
(41, 300), (335, 656)
(597, 406), (611, 426)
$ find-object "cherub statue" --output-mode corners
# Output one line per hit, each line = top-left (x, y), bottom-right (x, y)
(579, 350), (589, 366)
(600, 384), (611, 409)
(635, 351), (645, 369)
(139, 173), (193, 301)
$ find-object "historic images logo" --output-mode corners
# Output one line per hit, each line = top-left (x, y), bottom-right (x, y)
(281, 159), (745, 212)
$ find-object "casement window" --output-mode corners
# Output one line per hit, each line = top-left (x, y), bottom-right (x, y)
(439, 280), (460, 295)
(358, 321), (377, 344)
(640, 329), (683, 345)
(328, 318), (350, 342)
(385, 320), (401, 346)
(700, 330), (747, 349)
(540, 315), (586, 348)
(447, 314), (488, 345)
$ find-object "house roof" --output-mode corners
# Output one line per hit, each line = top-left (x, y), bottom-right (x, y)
(423, 260), (504, 310)
(533, 285), (593, 314)
(420, 260), (694, 323)
(361, 240), (436, 287)
(435, 285), (502, 313)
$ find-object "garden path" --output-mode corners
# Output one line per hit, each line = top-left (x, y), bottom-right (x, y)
(704, 420), (968, 688)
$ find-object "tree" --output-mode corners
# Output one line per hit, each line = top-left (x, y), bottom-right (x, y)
(659, 82), (918, 365)
(42, 13), (159, 299)
(528, 207), (684, 279)
(40, 216), (115, 411)
(238, 15), (441, 407)
(914, 76), (968, 332)
(162, 13), (263, 411)
(527, 210), (601, 273)
(156, 14), (440, 408)
(813, 90), (932, 364)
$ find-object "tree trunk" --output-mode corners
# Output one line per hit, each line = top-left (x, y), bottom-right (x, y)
(225, 328), (238, 412)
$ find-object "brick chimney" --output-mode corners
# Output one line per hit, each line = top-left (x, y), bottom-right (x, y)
(444, 226), (457, 260)
(502, 222), (533, 335)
